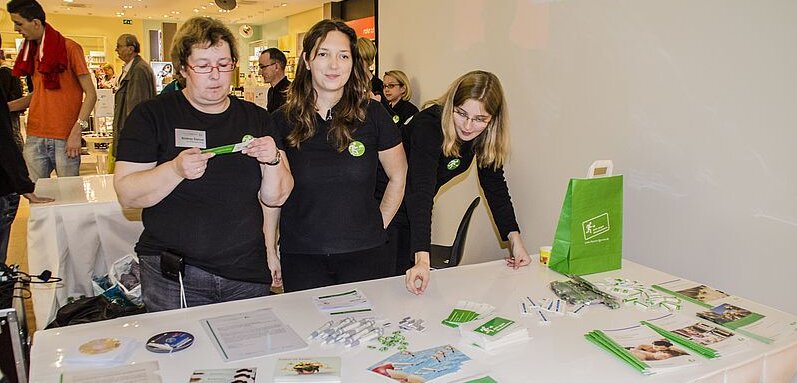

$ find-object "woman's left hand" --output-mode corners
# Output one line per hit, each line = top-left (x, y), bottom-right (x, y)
(242, 136), (279, 164)
(505, 231), (531, 269)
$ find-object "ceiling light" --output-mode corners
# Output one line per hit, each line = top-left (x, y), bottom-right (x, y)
(123, 5), (133, 8)
(62, 0), (73, 3)
(281, 3), (287, 6)
(193, 8), (199, 12)
(171, 10), (180, 14)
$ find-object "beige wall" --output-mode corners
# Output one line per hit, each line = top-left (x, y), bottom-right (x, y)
(282, 7), (322, 54)
(379, 0), (797, 315)
(0, 11), (150, 73)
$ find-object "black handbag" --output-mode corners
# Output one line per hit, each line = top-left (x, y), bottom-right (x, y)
(46, 295), (146, 329)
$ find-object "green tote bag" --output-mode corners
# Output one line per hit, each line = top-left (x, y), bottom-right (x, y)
(549, 175), (623, 275)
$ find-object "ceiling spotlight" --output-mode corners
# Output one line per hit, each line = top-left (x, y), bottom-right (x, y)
(62, 0), (73, 3)
(123, 5), (133, 8)
(193, 8), (199, 12)
(281, 2), (287, 6)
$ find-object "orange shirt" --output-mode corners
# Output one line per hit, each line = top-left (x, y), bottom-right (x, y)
(26, 38), (89, 139)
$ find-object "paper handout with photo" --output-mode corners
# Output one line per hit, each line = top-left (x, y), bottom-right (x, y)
(652, 278), (729, 307)
(695, 302), (797, 344)
(643, 313), (749, 357)
(586, 322), (700, 375)
(368, 345), (484, 383)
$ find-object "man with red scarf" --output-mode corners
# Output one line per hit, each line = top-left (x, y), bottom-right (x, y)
(6, 0), (97, 181)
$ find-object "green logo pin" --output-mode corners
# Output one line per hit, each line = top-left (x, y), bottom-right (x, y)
(348, 140), (365, 157)
(392, 115), (400, 124)
(446, 158), (461, 170)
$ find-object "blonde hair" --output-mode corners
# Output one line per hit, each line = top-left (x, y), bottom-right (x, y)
(356, 37), (376, 68)
(384, 70), (412, 101)
(424, 70), (509, 170)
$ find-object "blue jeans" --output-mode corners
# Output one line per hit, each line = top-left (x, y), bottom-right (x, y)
(23, 136), (80, 182)
(0, 193), (20, 265)
(138, 255), (270, 312)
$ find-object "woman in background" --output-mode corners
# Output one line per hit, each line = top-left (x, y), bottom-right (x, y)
(266, 20), (406, 292)
(382, 70), (419, 128)
(402, 70), (531, 294)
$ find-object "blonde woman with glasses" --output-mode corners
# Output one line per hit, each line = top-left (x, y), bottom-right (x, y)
(403, 70), (531, 294)
(114, 17), (292, 311)
(382, 70), (419, 127)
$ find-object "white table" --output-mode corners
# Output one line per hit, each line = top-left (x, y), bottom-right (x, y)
(28, 260), (797, 382)
(27, 175), (143, 330)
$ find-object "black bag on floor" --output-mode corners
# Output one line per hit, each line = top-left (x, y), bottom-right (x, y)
(46, 295), (145, 329)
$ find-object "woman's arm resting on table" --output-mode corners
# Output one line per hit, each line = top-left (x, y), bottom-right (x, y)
(405, 251), (431, 295)
(263, 205), (282, 286)
(505, 231), (531, 269)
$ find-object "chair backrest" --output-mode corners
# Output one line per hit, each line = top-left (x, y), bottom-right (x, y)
(448, 197), (481, 267)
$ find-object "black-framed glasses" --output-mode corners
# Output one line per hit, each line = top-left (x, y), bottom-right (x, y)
(187, 61), (237, 74)
(383, 83), (402, 90)
(258, 62), (277, 70)
(453, 107), (491, 127)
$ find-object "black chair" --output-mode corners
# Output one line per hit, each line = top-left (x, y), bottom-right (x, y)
(429, 197), (481, 269)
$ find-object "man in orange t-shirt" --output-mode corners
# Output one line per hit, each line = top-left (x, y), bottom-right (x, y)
(6, 0), (97, 181)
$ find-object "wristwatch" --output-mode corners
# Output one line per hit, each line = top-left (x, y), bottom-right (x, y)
(264, 150), (281, 166)
(77, 119), (89, 129)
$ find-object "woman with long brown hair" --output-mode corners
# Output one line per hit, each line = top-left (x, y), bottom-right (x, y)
(265, 19), (407, 292)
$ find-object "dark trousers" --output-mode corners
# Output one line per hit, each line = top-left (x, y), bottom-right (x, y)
(388, 220), (413, 277)
(138, 255), (270, 312)
(281, 244), (391, 293)
(0, 193), (20, 265)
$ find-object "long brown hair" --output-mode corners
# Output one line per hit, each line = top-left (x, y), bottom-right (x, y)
(424, 70), (510, 170)
(284, 19), (370, 151)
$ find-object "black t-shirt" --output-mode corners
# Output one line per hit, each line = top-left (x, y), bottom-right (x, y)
(405, 105), (520, 253)
(374, 99), (419, 202)
(0, 87), (34, 196)
(274, 100), (402, 254)
(116, 91), (281, 283)
(267, 76), (290, 112)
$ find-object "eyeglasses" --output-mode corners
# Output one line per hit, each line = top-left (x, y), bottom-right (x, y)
(187, 61), (236, 74)
(453, 107), (491, 127)
(383, 83), (402, 90)
(258, 62), (277, 70)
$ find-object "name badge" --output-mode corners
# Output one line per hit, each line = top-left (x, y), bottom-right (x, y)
(175, 128), (207, 149)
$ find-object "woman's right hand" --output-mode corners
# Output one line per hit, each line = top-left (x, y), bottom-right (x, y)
(405, 252), (431, 295)
(171, 148), (215, 180)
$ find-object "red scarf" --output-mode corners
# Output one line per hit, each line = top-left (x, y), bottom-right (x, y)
(12, 23), (68, 90)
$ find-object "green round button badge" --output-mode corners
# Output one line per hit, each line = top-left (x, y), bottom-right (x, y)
(446, 158), (461, 170)
(242, 134), (254, 143)
(348, 141), (365, 157)
(392, 115), (400, 124)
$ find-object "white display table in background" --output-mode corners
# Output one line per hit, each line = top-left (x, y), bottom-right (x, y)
(28, 260), (797, 382)
(27, 175), (143, 329)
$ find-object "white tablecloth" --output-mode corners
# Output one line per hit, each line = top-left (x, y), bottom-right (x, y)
(28, 260), (797, 382)
(27, 175), (143, 329)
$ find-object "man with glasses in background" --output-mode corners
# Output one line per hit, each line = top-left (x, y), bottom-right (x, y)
(258, 47), (290, 112)
(112, 34), (156, 159)
(113, 17), (293, 312)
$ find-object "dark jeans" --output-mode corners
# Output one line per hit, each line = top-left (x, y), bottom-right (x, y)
(0, 193), (20, 265)
(138, 254), (270, 312)
(281, 244), (391, 293)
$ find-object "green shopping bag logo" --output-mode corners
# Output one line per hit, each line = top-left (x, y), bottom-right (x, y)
(583, 212), (610, 241)
(549, 175), (623, 276)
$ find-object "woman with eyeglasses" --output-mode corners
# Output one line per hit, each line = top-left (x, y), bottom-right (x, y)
(402, 70), (531, 294)
(113, 17), (293, 311)
(382, 70), (419, 128)
(265, 20), (407, 292)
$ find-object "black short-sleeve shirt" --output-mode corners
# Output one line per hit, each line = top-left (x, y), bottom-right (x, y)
(116, 91), (281, 283)
(274, 100), (402, 254)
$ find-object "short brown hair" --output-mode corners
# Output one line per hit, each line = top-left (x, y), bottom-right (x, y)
(171, 17), (238, 75)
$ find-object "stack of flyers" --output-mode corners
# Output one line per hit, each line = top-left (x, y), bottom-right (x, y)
(368, 345), (484, 383)
(61, 337), (138, 366)
(641, 314), (748, 358)
(653, 278), (797, 344)
(441, 301), (495, 328)
(585, 323), (700, 375)
(313, 289), (373, 316)
(459, 316), (530, 352)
